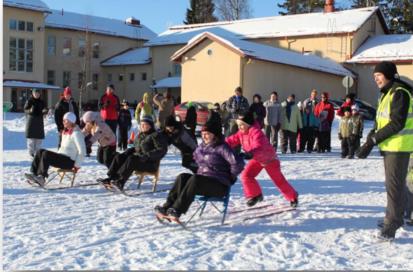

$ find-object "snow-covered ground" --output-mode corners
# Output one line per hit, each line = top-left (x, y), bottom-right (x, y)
(3, 112), (413, 270)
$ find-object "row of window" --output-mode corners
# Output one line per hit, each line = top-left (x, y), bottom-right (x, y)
(107, 73), (147, 82)
(9, 19), (34, 32)
(9, 37), (33, 72)
(47, 70), (99, 90)
(48, 36), (100, 58)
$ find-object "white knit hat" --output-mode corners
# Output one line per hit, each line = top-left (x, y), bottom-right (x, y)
(63, 112), (77, 124)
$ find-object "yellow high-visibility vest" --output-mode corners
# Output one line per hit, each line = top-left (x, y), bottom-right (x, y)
(376, 86), (413, 152)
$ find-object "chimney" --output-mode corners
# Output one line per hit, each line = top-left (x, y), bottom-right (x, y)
(125, 17), (140, 26)
(324, 0), (334, 13)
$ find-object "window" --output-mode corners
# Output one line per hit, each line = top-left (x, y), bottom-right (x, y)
(18, 20), (25, 31)
(92, 73), (99, 90)
(47, 36), (56, 56)
(63, 38), (72, 56)
(78, 72), (84, 89)
(118, 74), (124, 81)
(9, 37), (33, 72)
(92, 42), (100, 58)
(129, 73), (135, 81)
(63, 71), (71, 87)
(78, 39), (85, 57)
(47, 70), (55, 85)
(27, 22), (34, 32)
(9, 19), (17, 30)
(141, 72), (147, 81)
(173, 63), (181, 76)
(107, 73), (112, 83)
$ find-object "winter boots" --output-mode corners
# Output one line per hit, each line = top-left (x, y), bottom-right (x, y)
(246, 194), (264, 207)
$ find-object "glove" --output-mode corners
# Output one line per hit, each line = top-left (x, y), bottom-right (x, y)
(338, 133), (343, 140)
(72, 166), (80, 173)
(240, 152), (253, 160)
(356, 130), (376, 159)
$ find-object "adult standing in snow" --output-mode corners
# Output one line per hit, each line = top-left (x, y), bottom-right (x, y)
(118, 100), (132, 151)
(99, 84), (120, 135)
(153, 89), (175, 129)
(135, 92), (154, 123)
(25, 112), (86, 186)
(226, 111), (299, 207)
(54, 87), (80, 148)
(357, 61), (413, 240)
(314, 92), (335, 152)
(263, 91), (282, 150)
(184, 102), (197, 138)
(249, 94), (266, 128)
(280, 94), (303, 154)
(154, 119), (244, 220)
(24, 89), (48, 157)
(300, 89), (319, 153)
(226, 86), (249, 136)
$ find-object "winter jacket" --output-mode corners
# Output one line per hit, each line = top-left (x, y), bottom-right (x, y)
(194, 138), (244, 187)
(207, 110), (222, 126)
(118, 109), (132, 129)
(337, 101), (355, 117)
(314, 100), (335, 124)
(167, 123), (198, 155)
(135, 92), (154, 122)
(226, 123), (277, 165)
(281, 101), (303, 133)
(249, 102), (266, 127)
(226, 95), (249, 119)
(133, 128), (168, 162)
(339, 116), (354, 138)
(302, 97), (318, 127)
(99, 92), (120, 121)
(24, 96), (47, 139)
(351, 114), (364, 137)
(185, 106), (197, 127)
(84, 119), (116, 147)
(58, 126), (86, 167)
(153, 95), (175, 127)
(54, 98), (80, 131)
(263, 100), (282, 126)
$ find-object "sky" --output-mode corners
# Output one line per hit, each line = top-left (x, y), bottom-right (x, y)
(41, 0), (349, 34)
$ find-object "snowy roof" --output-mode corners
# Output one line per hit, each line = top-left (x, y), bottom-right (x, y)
(172, 32), (354, 78)
(45, 9), (157, 41)
(146, 7), (383, 47)
(3, 80), (62, 90)
(3, 0), (50, 13)
(151, 77), (181, 89)
(347, 34), (413, 63)
(101, 47), (151, 66)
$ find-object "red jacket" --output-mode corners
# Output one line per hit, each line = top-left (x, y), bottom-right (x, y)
(314, 101), (335, 123)
(336, 101), (354, 117)
(99, 93), (120, 121)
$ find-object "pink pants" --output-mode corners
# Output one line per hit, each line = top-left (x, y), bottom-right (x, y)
(240, 159), (297, 201)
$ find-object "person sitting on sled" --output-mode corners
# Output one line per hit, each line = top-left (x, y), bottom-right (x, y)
(226, 111), (299, 207)
(25, 112), (86, 186)
(98, 115), (168, 191)
(154, 119), (244, 221)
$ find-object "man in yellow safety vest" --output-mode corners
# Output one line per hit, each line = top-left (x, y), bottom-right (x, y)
(357, 61), (413, 241)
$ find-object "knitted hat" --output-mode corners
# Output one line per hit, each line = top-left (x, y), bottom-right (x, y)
(141, 115), (154, 127)
(165, 115), (180, 128)
(64, 87), (72, 96)
(82, 111), (98, 123)
(374, 61), (398, 80)
(121, 99), (129, 106)
(236, 111), (254, 127)
(63, 112), (77, 124)
(201, 120), (222, 137)
(343, 107), (351, 113)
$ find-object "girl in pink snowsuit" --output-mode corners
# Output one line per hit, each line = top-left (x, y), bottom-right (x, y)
(226, 111), (298, 207)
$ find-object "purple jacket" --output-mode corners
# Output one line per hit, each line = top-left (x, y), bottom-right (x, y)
(193, 139), (244, 186)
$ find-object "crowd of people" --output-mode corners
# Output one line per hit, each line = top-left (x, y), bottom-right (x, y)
(22, 61), (413, 241)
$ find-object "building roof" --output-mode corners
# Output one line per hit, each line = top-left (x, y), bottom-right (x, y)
(172, 32), (354, 78)
(347, 34), (413, 63)
(3, 0), (50, 13)
(101, 47), (151, 66)
(3, 80), (62, 90)
(151, 77), (181, 89)
(146, 7), (385, 47)
(45, 9), (157, 41)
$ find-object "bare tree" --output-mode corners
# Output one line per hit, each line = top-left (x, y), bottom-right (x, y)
(215, 0), (252, 21)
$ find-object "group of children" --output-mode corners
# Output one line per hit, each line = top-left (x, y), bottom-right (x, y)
(338, 105), (364, 159)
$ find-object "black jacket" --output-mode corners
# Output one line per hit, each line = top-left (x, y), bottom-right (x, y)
(118, 109), (132, 129)
(54, 98), (80, 131)
(24, 96), (46, 139)
(375, 79), (413, 145)
(185, 106), (197, 127)
(134, 128), (168, 163)
(167, 124), (197, 155)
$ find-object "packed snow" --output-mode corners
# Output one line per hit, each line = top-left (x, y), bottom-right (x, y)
(101, 47), (151, 67)
(3, 112), (413, 270)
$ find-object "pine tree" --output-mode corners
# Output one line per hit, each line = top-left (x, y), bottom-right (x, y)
(277, 0), (325, 15)
(184, 0), (217, 24)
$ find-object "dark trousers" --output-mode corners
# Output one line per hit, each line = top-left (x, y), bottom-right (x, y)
(97, 145), (117, 168)
(317, 131), (330, 152)
(105, 119), (118, 136)
(265, 125), (280, 150)
(31, 149), (74, 178)
(340, 137), (355, 157)
(118, 126), (129, 150)
(406, 180), (413, 220)
(383, 153), (410, 228)
(165, 173), (228, 214)
(300, 127), (316, 152)
(280, 130), (297, 153)
(85, 134), (92, 155)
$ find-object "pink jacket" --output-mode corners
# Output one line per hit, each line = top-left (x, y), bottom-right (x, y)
(226, 123), (276, 164)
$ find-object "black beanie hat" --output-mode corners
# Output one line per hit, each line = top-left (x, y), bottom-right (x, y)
(236, 111), (255, 126)
(140, 115), (154, 127)
(374, 61), (398, 80)
(165, 115), (179, 128)
(201, 120), (222, 137)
